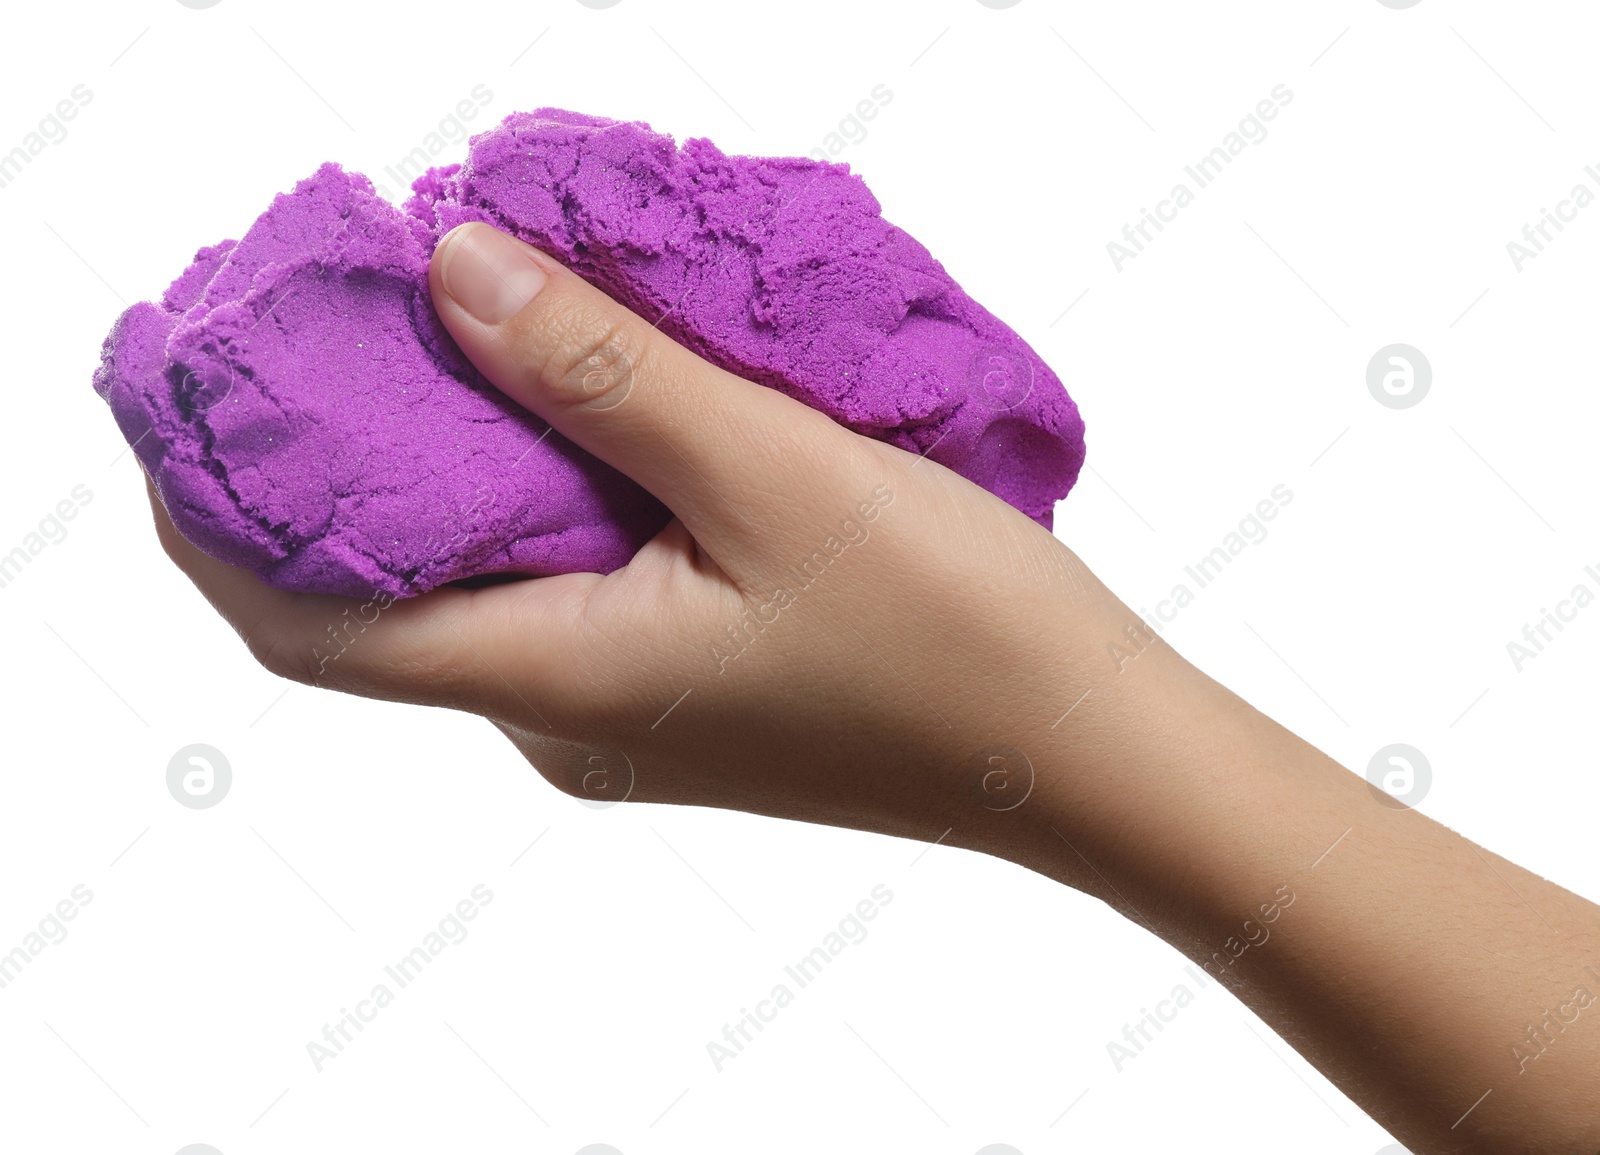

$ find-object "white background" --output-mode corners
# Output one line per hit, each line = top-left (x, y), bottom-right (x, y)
(1, 1), (1596, 1153)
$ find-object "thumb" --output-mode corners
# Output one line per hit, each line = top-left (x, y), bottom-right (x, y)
(427, 221), (849, 558)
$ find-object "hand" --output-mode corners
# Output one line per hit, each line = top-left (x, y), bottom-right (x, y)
(146, 220), (1132, 855)
(146, 222), (1600, 1154)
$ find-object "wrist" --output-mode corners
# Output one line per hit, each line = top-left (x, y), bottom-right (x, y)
(995, 628), (1319, 946)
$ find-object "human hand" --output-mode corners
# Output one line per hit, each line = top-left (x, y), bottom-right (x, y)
(411, 227), (1600, 1155)
(146, 220), (1143, 858)
(144, 222), (1600, 1153)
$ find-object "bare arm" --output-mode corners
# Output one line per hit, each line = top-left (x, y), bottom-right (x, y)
(994, 610), (1600, 1153)
(144, 221), (1600, 1151)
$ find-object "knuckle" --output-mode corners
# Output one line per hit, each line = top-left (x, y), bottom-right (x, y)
(249, 631), (317, 685)
(539, 306), (641, 411)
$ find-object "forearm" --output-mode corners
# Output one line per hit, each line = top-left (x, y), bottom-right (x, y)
(996, 613), (1600, 1152)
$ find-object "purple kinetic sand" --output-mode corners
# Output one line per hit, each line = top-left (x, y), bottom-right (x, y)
(94, 108), (1085, 598)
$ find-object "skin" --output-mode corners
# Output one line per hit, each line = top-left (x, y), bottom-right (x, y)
(143, 222), (1600, 1152)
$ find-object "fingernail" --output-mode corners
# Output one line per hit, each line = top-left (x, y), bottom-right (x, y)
(438, 223), (548, 325)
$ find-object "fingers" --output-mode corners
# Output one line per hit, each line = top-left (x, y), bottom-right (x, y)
(142, 471), (585, 727)
(428, 222), (857, 562)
